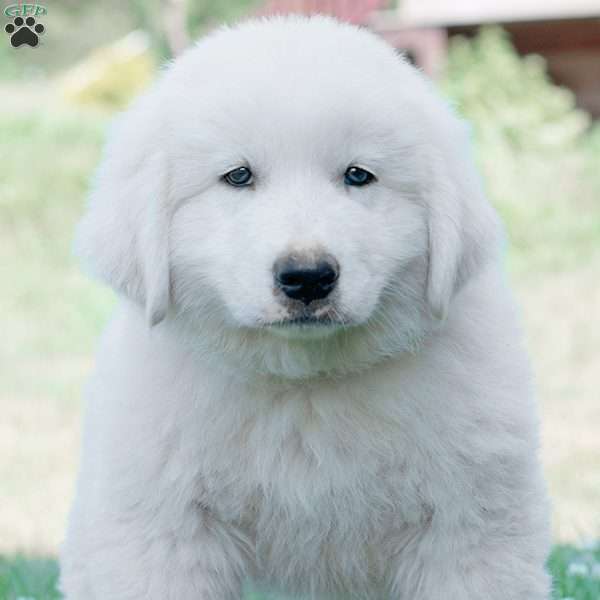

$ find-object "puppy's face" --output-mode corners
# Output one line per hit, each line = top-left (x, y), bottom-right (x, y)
(168, 51), (428, 341)
(77, 17), (498, 377)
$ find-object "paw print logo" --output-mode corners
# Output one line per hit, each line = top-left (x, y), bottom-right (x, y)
(5, 16), (45, 48)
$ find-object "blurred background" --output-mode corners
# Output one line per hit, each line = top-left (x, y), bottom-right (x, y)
(1, 0), (599, 597)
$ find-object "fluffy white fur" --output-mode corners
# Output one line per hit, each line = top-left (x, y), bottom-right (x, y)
(60, 16), (551, 600)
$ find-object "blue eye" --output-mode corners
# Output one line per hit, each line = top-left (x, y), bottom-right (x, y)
(344, 166), (375, 187)
(223, 166), (253, 187)
(344, 166), (375, 186)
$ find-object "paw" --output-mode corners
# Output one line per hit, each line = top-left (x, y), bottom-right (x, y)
(5, 16), (45, 48)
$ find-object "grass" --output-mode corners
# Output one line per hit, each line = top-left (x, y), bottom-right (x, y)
(0, 557), (59, 600)
(550, 543), (600, 600)
(1, 544), (600, 599)
(0, 94), (115, 553)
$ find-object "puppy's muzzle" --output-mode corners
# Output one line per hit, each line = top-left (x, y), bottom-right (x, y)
(274, 254), (339, 305)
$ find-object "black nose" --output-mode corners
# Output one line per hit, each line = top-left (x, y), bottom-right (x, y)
(274, 255), (339, 305)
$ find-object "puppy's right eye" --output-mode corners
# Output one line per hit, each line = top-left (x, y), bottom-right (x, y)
(223, 166), (253, 187)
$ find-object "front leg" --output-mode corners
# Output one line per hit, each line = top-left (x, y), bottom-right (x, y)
(62, 502), (252, 600)
(388, 509), (551, 600)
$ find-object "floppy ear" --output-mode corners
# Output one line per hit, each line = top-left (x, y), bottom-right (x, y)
(74, 94), (171, 326)
(425, 124), (500, 321)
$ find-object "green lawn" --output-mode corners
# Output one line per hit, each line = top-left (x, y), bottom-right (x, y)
(0, 94), (115, 555)
(1, 544), (600, 600)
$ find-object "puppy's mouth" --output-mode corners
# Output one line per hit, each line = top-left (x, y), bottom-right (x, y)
(263, 313), (349, 339)
(269, 315), (337, 328)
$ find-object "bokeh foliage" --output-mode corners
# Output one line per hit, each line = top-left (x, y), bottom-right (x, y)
(442, 27), (600, 275)
(0, 0), (261, 80)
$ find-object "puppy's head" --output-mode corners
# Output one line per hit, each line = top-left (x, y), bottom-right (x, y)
(76, 16), (500, 377)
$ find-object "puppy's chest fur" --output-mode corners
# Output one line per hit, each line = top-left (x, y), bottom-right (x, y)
(184, 378), (432, 591)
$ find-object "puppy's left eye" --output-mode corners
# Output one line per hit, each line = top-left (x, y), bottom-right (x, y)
(344, 166), (376, 187)
(223, 166), (253, 187)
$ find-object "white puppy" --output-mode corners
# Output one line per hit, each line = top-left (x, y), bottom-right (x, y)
(60, 15), (551, 600)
